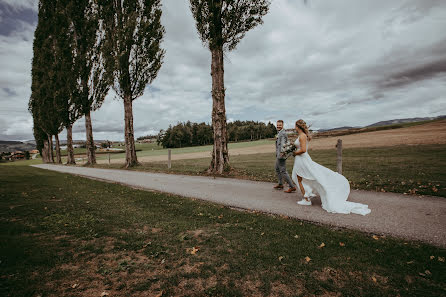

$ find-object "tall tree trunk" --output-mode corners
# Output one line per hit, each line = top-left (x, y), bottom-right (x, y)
(124, 95), (138, 168)
(48, 134), (54, 163)
(209, 47), (229, 174)
(85, 111), (96, 165)
(42, 139), (49, 163)
(66, 124), (76, 164)
(54, 134), (62, 164)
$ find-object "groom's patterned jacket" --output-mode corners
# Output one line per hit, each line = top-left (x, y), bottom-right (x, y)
(275, 129), (288, 160)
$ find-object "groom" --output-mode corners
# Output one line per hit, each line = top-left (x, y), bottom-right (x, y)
(274, 120), (296, 193)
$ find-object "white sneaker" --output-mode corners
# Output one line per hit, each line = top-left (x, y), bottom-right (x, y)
(297, 199), (312, 206)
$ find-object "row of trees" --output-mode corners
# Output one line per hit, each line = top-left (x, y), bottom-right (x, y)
(29, 0), (165, 168)
(30, 0), (271, 173)
(158, 121), (277, 148)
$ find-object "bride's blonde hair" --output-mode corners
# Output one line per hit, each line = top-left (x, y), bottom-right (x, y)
(295, 119), (312, 141)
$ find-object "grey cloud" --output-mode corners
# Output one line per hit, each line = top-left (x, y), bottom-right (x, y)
(1, 0), (446, 141)
(380, 58), (446, 89)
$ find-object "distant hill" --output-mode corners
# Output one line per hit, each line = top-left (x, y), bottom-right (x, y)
(0, 140), (23, 145)
(312, 115), (446, 139)
(0, 141), (36, 153)
(366, 116), (446, 127)
(317, 115), (445, 132)
(318, 126), (360, 132)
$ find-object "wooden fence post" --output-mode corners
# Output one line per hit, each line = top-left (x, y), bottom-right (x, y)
(108, 153), (110, 164)
(336, 139), (342, 174)
(168, 149), (171, 169)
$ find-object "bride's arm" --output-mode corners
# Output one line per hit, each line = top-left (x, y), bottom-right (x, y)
(293, 135), (307, 156)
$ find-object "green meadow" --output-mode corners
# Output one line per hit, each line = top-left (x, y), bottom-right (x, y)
(1, 165), (445, 296)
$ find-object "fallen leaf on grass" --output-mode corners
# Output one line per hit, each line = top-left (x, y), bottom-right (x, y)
(304, 256), (311, 263)
(261, 232), (265, 236)
(294, 235), (299, 239)
(406, 260), (414, 264)
(438, 257), (445, 262)
(339, 242), (345, 247)
(318, 243), (325, 248)
(425, 270), (432, 276)
(100, 292), (109, 297)
(430, 256), (435, 260)
(71, 284), (79, 289)
(156, 291), (164, 297)
(191, 246), (200, 255)
(278, 256), (284, 262)
(372, 235), (379, 240)
(371, 276), (377, 283)
(218, 214), (223, 219)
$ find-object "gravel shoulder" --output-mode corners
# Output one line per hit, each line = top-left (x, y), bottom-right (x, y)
(33, 164), (446, 247)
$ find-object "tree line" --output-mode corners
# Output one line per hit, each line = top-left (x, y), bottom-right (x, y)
(29, 0), (271, 173)
(158, 121), (277, 148)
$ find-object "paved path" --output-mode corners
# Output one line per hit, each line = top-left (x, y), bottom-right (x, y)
(33, 164), (446, 247)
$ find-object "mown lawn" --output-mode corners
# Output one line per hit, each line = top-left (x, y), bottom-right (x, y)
(99, 144), (446, 197)
(1, 166), (445, 296)
(77, 139), (273, 161)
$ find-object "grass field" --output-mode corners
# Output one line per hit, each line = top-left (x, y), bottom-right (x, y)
(106, 139), (273, 160)
(1, 165), (445, 296)
(55, 139), (272, 161)
(97, 144), (446, 198)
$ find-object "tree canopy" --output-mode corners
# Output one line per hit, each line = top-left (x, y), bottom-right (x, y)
(101, 0), (165, 101)
(190, 0), (270, 51)
(158, 120), (276, 148)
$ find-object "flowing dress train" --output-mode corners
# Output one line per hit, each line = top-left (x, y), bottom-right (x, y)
(291, 137), (371, 215)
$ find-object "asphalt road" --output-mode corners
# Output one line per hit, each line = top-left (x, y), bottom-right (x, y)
(33, 164), (446, 247)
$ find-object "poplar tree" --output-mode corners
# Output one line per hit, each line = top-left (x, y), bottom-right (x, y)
(101, 0), (165, 168)
(32, 120), (50, 162)
(52, 0), (83, 164)
(30, 0), (62, 163)
(70, 0), (112, 165)
(189, 0), (270, 173)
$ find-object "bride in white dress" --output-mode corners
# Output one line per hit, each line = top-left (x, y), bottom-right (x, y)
(291, 119), (371, 215)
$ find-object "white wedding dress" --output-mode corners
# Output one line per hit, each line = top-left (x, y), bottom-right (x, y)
(291, 136), (371, 215)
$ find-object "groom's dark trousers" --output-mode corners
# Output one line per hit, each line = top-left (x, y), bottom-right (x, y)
(275, 129), (295, 187)
(275, 158), (294, 186)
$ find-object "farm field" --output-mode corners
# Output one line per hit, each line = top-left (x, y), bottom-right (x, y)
(93, 119), (446, 164)
(77, 139), (273, 163)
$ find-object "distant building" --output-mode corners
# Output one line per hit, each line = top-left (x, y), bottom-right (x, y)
(140, 138), (156, 143)
(4, 151), (25, 160)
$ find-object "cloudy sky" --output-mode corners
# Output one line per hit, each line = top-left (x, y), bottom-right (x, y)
(1, 0), (445, 141)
